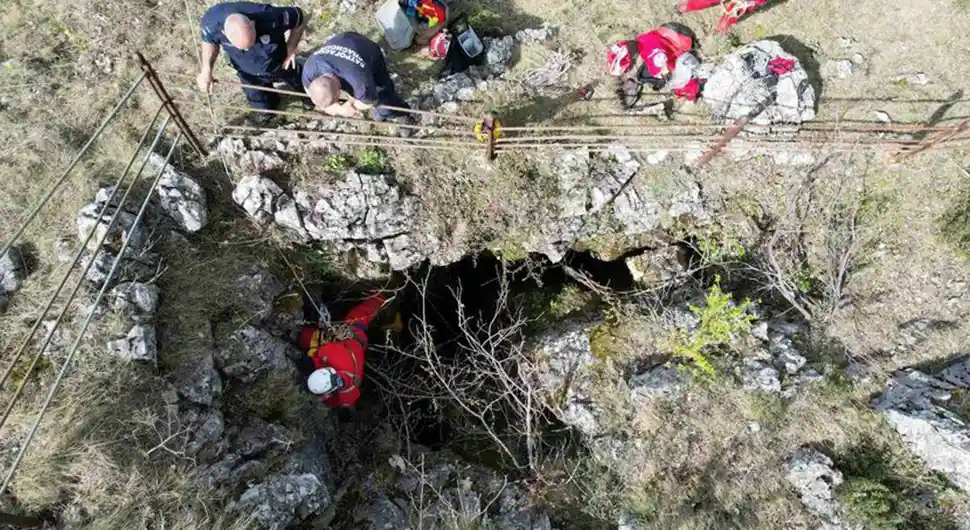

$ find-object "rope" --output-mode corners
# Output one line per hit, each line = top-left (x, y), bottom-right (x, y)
(0, 133), (184, 498)
(219, 134), (473, 151)
(175, 100), (447, 132)
(0, 73), (147, 260)
(0, 112), (172, 432)
(155, 70), (479, 124)
(218, 125), (479, 147)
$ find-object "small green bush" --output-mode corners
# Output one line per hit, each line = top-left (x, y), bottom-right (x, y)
(324, 154), (353, 173)
(841, 478), (905, 530)
(357, 148), (388, 174)
(668, 276), (754, 376)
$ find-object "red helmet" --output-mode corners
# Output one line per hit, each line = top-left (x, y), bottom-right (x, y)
(606, 41), (633, 76)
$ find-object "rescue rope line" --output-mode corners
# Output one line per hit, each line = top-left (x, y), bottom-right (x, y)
(219, 134), (473, 151)
(218, 124), (478, 144)
(0, 73), (147, 261)
(174, 100), (452, 132)
(0, 134), (184, 496)
(0, 112), (172, 432)
(155, 70), (480, 124)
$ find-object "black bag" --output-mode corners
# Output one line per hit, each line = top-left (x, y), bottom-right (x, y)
(439, 14), (486, 78)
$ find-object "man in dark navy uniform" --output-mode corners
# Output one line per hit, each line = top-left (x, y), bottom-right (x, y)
(197, 2), (308, 117)
(302, 32), (413, 134)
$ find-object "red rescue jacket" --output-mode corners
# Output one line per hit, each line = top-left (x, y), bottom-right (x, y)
(298, 294), (385, 408)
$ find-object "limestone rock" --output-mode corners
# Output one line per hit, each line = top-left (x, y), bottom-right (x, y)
(184, 408), (226, 457)
(108, 324), (158, 363)
(76, 189), (149, 257)
(232, 176), (285, 225)
(532, 319), (606, 438)
(493, 483), (553, 530)
(175, 350), (222, 407)
(515, 24), (558, 43)
(433, 73), (477, 105)
(625, 246), (687, 285)
(783, 448), (846, 529)
(629, 365), (686, 400)
(0, 246), (26, 313)
(894, 72), (929, 86)
(825, 59), (855, 79)
(234, 419), (291, 458)
(485, 36), (515, 77)
(704, 40), (816, 126)
(741, 359), (782, 394)
(38, 319), (73, 359)
(109, 282), (159, 316)
(873, 359), (970, 491)
(215, 326), (300, 383)
(235, 473), (329, 530)
(233, 267), (285, 324)
(147, 153), (208, 233)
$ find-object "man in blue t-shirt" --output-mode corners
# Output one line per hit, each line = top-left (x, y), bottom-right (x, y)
(302, 32), (412, 128)
(197, 2), (308, 114)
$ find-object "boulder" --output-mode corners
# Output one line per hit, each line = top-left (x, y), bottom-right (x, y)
(515, 24), (558, 43)
(783, 448), (846, 529)
(629, 365), (686, 401)
(232, 175), (285, 225)
(76, 189), (149, 257)
(433, 74), (477, 105)
(214, 326), (300, 383)
(108, 282), (159, 317)
(532, 319), (606, 438)
(185, 408), (226, 457)
(174, 350), (222, 407)
(625, 246), (688, 285)
(108, 324), (158, 363)
(0, 246), (26, 313)
(233, 419), (292, 458)
(485, 36), (515, 77)
(704, 40), (816, 126)
(354, 494), (409, 530)
(235, 473), (329, 529)
(873, 359), (970, 491)
(493, 483), (553, 530)
(233, 267), (285, 324)
(147, 153), (208, 233)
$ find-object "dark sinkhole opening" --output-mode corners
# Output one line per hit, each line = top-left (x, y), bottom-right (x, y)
(352, 249), (635, 454)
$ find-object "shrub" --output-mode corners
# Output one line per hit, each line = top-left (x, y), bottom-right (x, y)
(324, 154), (353, 173)
(840, 478), (905, 530)
(357, 148), (388, 175)
(668, 276), (755, 376)
(940, 183), (970, 255)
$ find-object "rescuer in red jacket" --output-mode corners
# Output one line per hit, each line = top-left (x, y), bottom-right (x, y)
(298, 293), (386, 408)
(606, 24), (703, 101)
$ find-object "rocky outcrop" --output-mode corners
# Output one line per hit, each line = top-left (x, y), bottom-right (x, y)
(0, 246), (27, 313)
(738, 319), (823, 398)
(704, 40), (817, 126)
(783, 448), (847, 529)
(355, 450), (551, 530)
(108, 324), (158, 363)
(232, 171), (439, 273)
(873, 358), (970, 492)
(233, 266), (286, 324)
(485, 36), (515, 77)
(147, 153), (208, 233)
(215, 326), (301, 383)
(76, 186), (159, 289)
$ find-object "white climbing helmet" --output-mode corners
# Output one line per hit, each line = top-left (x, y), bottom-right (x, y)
(307, 367), (341, 395)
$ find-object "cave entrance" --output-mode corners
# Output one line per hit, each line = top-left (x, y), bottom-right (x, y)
(357, 249), (634, 457)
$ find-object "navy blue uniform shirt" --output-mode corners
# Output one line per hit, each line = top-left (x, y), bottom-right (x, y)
(201, 2), (304, 75)
(302, 32), (384, 104)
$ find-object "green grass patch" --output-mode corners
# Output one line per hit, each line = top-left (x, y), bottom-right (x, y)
(940, 182), (970, 255)
(356, 147), (389, 175)
(835, 437), (960, 530)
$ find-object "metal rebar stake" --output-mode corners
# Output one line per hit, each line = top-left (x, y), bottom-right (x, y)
(136, 52), (207, 157)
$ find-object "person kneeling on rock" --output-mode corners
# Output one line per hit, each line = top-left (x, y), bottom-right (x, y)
(302, 31), (415, 136)
(297, 292), (386, 408)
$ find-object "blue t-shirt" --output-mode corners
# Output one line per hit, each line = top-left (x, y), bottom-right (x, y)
(201, 2), (304, 75)
(302, 32), (383, 104)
